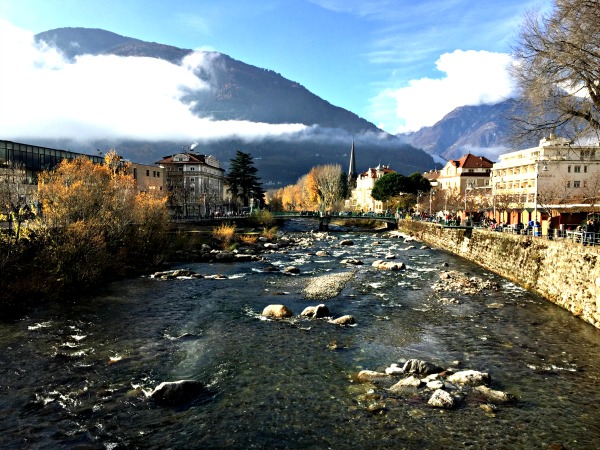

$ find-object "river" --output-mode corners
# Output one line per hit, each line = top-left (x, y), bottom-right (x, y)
(1, 220), (600, 449)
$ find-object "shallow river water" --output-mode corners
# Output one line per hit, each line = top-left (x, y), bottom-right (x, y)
(1, 220), (600, 449)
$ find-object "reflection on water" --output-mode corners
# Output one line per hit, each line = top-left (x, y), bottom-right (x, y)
(1, 220), (600, 449)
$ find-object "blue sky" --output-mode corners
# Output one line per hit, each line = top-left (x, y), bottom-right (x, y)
(0, 0), (551, 141)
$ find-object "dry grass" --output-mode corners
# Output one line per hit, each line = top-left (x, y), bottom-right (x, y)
(238, 234), (258, 245)
(212, 223), (236, 246)
(261, 226), (278, 240)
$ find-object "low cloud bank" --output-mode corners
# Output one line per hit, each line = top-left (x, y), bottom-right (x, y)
(0, 21), (307, 143)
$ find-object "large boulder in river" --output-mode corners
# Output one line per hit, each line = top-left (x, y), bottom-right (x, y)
(330, 315), (356, 325)
(402, 359), (443, 376)
(301, 304), (330, 318)
(261, 304), (294, 319)
(340, 239), (354, 246)
(150, 380), (209, 407)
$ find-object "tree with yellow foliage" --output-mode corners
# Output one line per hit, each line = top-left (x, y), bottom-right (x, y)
(36, 153), (169, 288)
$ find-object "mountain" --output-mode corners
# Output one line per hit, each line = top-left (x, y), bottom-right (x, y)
(400, 99), (526, 163)
(32, 27), (435, 184)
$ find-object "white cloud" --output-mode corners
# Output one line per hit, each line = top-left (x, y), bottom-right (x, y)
(0, 20), (307, 143)
(371, 49), (516, 134)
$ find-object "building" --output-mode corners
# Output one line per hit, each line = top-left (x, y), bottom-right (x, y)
(490, 133), (600, 230)
(347, 164), (395, 213)
(437, 153), (493, 193)
(156, 151), (226, 218)
(129, 162), (165, 194)
(435, 153), (493, 220)
(0, 140), (104, 184)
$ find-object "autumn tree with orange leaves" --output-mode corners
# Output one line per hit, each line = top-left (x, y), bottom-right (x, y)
(35, 152), (169, 288)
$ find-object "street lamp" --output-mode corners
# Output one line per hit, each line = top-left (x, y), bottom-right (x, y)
(429, 189), (436, 216)
(464, 181), (474, 225)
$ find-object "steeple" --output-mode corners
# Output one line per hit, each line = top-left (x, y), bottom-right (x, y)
(348, 139), (357, 188)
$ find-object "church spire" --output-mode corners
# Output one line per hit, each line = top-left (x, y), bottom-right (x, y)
(348, 139), (357, 188)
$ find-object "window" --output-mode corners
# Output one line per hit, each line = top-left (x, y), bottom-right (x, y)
(146, 169), (150, 176)
(583, 181), (588, 188)
(574, 181), (581, 188)
(157, 172), (160, 178)
(584, 166), (588, 173)
(574, 166), (581, 173)
(133, 168), (137, 179)
(566, 181), (571, 188)
(568, 165), (571, 173)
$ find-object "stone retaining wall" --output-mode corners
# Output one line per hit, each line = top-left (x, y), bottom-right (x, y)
(398, 220), (600, 329)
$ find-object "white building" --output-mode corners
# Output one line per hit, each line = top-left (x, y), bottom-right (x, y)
(491, 134), (600, 229)
(347, 164), (395, 213)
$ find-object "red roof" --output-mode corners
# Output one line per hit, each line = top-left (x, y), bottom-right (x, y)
(450, 153), (494, 169)
(156, 152), (208, 165)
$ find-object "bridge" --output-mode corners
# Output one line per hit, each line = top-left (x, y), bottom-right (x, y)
(170, 211), (399, 231)
(271, 212), (398, 230)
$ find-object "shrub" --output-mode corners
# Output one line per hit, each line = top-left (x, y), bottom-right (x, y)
(261, 226), (278, 240)
(212, 222), (236, 246)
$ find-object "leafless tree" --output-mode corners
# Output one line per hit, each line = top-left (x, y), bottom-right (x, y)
(511, 0), (600, 143)
(308, 164), (344, 211)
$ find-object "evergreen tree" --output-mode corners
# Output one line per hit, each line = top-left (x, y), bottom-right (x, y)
(227, 151), (265, 208)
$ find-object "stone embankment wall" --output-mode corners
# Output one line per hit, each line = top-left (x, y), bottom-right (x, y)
(398, 220), (600, 329)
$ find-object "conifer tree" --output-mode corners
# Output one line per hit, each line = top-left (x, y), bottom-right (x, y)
(227, 151), (264, 208)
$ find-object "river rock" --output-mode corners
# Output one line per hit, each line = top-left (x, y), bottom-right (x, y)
(473, 385), (515, 404)
(357, 370), (389, 382)
(341, 259), (363, 265)
(283, 266), (300, 274)
(389, 375), (422, 391)
(340, 239), (354, 246)
(426, 380), (445, 390)
(301, 304), (330, 318)
(371, 260), (406, 270)
(315, 250), (330, 257)
(427, 389), (455, 409)
(204, 274), (228, 279)
(402, 359), (443, 376)
(262, 266), (281, 272)
(150, 380), (208, 407)
(261, 304), (294, 319)
(215, 252), (234, 262)
(385, 363), (404, 375)
(446, 370), (490, 386)
(331, 315), (356, 325)
(264, 243), (279, 249)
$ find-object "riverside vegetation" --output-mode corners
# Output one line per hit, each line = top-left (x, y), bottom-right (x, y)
(0, 152), (170, 309)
